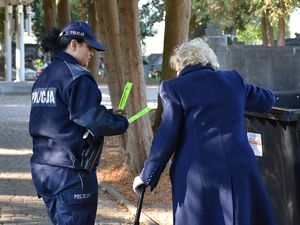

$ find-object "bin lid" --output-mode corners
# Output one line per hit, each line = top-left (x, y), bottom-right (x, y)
(245, 107), (300, 122)
(274, 90), (300, 109)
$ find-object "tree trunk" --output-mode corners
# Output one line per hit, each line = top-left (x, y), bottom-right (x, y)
(79, 0), (88, 21)
(88, 1), (100, 77)
(277, 15), (286, 46)
(266, 16), (274, 46)
(96, 0), (127, 156)
(261, 12), (268, 46)
(261, 10), (274, 46)
(43, 0), (57, 31)
(265, 8), (274, 46)
(98, 0), (125, 106)
(189, 13), (197, 38)
(56, 0), (71, 28)
(153, 0), (191, 132)
(118, 0), (153, 172)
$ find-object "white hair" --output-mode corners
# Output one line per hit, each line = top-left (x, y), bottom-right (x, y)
(170, 38), (219, 73)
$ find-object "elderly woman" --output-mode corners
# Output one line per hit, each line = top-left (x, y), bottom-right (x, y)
(133, 38), (276, 225)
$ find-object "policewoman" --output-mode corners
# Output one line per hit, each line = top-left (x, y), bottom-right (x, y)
(29, 20), (129, 225)
(133, 38), (276, 225)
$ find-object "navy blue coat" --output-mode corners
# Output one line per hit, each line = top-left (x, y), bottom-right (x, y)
(140, 65), (276, 225)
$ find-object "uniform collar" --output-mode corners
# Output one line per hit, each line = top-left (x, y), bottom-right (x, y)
(179, 64), (214, 77)
(53, 51), (80, 65)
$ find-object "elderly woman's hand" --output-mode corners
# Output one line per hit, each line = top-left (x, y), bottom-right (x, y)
(133, 176), (144, 194)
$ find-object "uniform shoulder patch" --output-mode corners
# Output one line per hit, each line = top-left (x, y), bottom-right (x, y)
(31, 87), (57, 107)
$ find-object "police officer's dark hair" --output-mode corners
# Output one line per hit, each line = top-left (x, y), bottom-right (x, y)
(41, 27), (84, 54)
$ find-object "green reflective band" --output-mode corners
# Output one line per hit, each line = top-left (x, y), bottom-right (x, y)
(118, 82), (133, 110)
(128, 106), (152, 123)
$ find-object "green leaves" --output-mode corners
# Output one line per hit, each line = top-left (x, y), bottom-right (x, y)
(139, 0), (165, 42)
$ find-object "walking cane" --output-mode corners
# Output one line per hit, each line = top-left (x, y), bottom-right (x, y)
(133, 184), (147, 225)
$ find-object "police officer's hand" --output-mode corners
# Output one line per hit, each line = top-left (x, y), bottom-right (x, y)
(113, 109), (127, 116)
(133, 176), (144, 194)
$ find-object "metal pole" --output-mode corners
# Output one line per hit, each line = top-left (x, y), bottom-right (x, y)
(16, 1), (25, 82)
(4, 2), (13, 82)
(26, 5), (32, 36)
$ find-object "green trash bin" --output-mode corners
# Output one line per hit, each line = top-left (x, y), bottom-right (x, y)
(245, 93), (300, 225)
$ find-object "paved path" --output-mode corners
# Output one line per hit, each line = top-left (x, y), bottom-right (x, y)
(0, 95), (132, 225)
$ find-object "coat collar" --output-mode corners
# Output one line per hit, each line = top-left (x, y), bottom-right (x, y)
(53, 51), (79, 65)
(179, 64), (215, 77)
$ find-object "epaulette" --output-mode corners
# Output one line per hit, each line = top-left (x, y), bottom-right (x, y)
(64, 61), (93, 80)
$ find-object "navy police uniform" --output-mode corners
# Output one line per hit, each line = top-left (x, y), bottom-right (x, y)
(29, 51), (128, 225)
(140, 65), (276, 225)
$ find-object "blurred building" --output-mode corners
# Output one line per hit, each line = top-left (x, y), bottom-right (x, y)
(1, 0), (35, 82)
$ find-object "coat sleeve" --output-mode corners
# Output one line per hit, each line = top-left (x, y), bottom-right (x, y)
(140, 80), (183, 190)
(68, 76), (128, 140)
(233, 70), (276, 112)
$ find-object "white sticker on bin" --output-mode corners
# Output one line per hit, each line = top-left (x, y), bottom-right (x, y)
(247, 132), (263, 157)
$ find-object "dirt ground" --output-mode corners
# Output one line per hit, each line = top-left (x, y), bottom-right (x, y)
(97, 148), (173, 206)
(97, 137), (173, 224)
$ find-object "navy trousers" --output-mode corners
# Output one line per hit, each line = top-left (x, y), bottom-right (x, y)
(31, 163), (98, 225)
